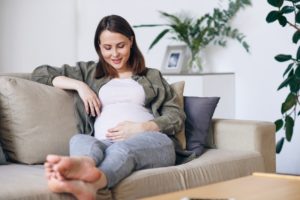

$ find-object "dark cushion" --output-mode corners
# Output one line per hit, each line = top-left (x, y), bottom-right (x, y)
(184, 96), (220, 156)
(0, 143), (7, 165)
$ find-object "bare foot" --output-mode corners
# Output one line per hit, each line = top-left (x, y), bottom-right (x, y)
(48, 177), (97, 200)
(44, 161), (54, 180)
(46, 154), (101, 182)
(44, 161), (65, 181)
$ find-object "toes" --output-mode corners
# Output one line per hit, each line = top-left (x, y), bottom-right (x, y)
(46, 154), (62, 164)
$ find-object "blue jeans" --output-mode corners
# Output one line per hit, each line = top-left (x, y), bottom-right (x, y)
(69, 132), (175, 188)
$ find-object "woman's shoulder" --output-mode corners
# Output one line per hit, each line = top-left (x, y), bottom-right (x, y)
(145, 67), (163, 79)
(77, 60), (97, 70)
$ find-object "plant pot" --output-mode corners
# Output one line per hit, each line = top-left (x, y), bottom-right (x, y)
(187, 51), (206, 73)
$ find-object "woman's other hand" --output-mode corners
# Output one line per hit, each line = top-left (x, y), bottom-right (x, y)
(106, 121), (159, 141)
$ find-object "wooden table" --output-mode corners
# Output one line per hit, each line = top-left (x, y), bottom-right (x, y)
(141, 173), (300, 200)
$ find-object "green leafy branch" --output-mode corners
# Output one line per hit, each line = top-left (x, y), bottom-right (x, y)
(133, 0), (251, 69)
(266, 0), (300, 153)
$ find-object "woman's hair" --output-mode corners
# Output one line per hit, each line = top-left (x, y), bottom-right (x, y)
(94, 15), (146, 78)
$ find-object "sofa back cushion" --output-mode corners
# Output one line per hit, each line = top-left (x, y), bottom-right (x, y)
(184, 96), (220, 156)
(0, 77), (77, 164)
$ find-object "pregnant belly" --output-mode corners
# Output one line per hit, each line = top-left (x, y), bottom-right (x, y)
(94, 103), (154, 140)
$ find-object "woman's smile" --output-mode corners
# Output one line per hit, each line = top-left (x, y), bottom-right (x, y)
(112, 58), (122, 64)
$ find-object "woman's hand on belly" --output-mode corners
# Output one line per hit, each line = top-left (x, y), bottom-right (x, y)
(105, 121), (160, 141)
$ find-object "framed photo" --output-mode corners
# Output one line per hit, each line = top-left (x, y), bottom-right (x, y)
(161, 45), (189, 74)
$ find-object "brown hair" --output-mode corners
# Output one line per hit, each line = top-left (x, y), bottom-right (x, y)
(94, 15), (146, 78)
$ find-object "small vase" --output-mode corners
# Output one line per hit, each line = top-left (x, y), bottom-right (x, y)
(187, 53), (205, 73)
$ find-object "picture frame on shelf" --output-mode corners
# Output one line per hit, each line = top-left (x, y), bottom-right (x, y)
(161, 45), (189, 74)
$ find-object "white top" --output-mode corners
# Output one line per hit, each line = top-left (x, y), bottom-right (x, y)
(94, 78), (154, 140)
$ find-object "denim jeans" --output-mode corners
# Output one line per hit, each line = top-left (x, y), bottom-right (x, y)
(69, 132), (175, 188)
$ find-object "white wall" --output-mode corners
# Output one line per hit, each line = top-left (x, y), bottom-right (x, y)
(0, 0), (77, 72)
(0, 0), (299, 174)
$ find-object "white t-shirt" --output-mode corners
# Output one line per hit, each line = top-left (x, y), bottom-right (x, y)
(94, 78), (154, 140)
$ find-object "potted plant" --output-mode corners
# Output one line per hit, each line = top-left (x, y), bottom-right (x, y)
(266, 0), (300, 153)
(134, 0), (251, 72)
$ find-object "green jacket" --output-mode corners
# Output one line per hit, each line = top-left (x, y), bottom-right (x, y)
(31, 61), (195, 164)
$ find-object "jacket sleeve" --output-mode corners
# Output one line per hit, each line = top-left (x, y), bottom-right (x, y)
(30, 61), (96, 86)
(151, 71), (186, 135)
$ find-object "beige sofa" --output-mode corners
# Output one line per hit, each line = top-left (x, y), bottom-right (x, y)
(0, 74), (276, 200)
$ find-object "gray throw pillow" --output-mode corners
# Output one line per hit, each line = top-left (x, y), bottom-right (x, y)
(184, 96), (220, 156)
(0, 143), (7, 165)
(0, 77), (77, 164)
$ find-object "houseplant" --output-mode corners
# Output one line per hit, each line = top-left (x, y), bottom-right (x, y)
(266, 0), (300, 153)
(133, 0), (251, 71)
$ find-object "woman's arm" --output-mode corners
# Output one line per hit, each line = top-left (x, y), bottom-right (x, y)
(31, 61), (96, 86)
(31, 62), (100, 117)
(53, 76), (101, 117)
(150, 71), (185, 136)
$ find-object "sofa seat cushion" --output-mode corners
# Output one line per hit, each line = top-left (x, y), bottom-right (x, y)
(112, 165), (185, 200)
(0, 164), (111, 200)
(111, 149), (264, 200)
(178, 149), (265, 188)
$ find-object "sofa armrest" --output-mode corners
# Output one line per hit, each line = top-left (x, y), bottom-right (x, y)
(211, 119), (276, 173)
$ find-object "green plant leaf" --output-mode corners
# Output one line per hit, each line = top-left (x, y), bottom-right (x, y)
(274, 119), (284, 131)
(278, 15), (288, 26)
(159, 11), (182, 26)
(292, 31), (300, 43)
(281, 6), (295, 14)
(267, 0), (284, 7)
(283, 63), (294, 77)
(278, 75), (293, 90)
(276, 137), (285, 154)
(275, 54), (292, 62)
(297, 46), (300, 60)
(295, 65), (300, 77)
(148, 29), (170, 50)
(281, 93), (297, 113)
(285, 115), (294, 141)
(285, 69), (299, 93)
(133, 24), (166, 28)
(266, 11), (280, 22)
(289, 78), (299, 93)
(296, 11), (300, 24)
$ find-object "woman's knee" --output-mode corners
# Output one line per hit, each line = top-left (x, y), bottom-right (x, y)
(70, 134), (90, 146)
(125, 132), (175, 167)
(141, 132), (174, 147)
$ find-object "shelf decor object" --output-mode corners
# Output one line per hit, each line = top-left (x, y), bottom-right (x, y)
(133, 0), (251, 72)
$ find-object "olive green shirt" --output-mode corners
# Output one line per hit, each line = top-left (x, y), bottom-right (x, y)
(31, 61), (185, 134)
(31, 61), (195, 164)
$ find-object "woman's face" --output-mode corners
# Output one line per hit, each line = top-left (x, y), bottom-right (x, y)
(99, 30), (132, 73)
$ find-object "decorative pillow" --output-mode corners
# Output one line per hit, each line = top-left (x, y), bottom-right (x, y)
(0, 142), (7, 165)
(184, 96), (220, 156)
(170, 81), (186, 149)
(0, 77), (77, 164)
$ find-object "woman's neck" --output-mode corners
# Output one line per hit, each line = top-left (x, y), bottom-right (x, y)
(117, 70), (133, 79)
